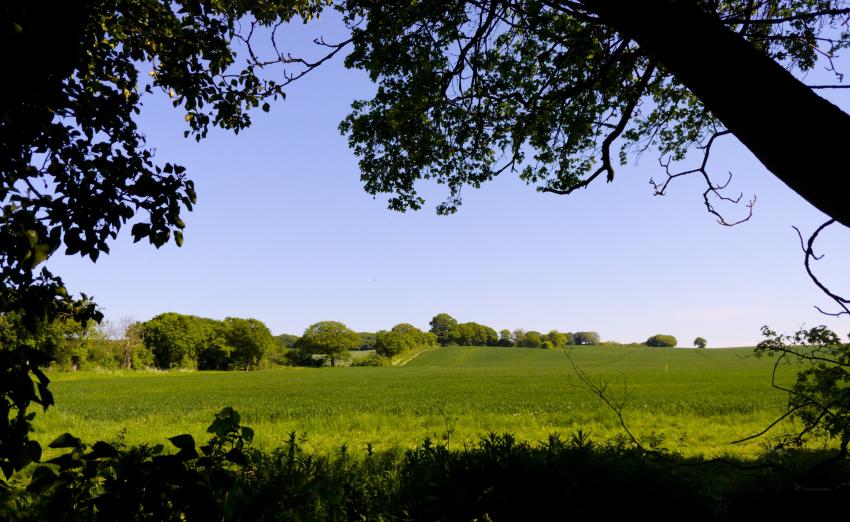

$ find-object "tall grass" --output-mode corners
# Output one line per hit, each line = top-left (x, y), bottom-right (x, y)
(34, 345), (800, 458)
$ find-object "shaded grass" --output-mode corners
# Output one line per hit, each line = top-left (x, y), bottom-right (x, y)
(33, 345), (802, 458)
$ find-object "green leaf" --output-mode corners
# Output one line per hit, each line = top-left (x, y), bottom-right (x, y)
(225, 448), (247, 465)
(26, 440), (42, 464)
(86, 441), (118, 460)
(49, 433), (83, 449)
(26, 466), (58, 493)
(168, 434), (196, 452)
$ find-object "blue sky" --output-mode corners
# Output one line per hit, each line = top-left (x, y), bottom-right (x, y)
(47, 16), (850, 347)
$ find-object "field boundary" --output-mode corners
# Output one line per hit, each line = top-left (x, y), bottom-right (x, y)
(392, 347), (435, 366)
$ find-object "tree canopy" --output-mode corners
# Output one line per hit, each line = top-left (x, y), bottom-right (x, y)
(646, 334), (678, 348)
(572, 332), (601, 345)
(337, 1), (850, 227)
(296, 321), (361, 366)
(375, 324), (436, 357)
(429, 313), (458, 345)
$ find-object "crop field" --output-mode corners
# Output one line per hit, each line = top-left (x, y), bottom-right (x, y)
(33, 346), (803, 458)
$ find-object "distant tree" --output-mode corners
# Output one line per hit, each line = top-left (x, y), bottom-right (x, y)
(646, 334), (678, 348)
(481, 324), (499, 346)
(223, 318), (275, 370)
(520, 331), (543, 348)
(573, 332), (601, 345)
(275, 334), (300, 349)
(429, 313), (458, 345)
(50, 320), (97, 370)
(297, 321), (361, 367)
(101, 316), (146, 369)
(498, 329), (514, 347)
(511, 329), (527, 347)
(139, 313), (219, 369)
(357, 332), (377, 350)
(391, 323), (418, 335)
(374, 323), (437, 358)
(694, 337), (708, 349)
(544, 330), (567, 349)
(448, 322), (498, 346)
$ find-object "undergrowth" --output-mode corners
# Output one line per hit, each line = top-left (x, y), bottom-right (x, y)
(3, 408), (848, 521)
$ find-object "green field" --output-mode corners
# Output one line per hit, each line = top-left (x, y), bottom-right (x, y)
(34, 345), (801, 458)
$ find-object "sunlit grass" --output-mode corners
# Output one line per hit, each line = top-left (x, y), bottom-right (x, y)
(33, 345), (803, 459)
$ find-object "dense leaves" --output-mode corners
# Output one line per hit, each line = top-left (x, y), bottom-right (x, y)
(754, 325), (850, 454)
(21, 407), (255, 521)
(339, 1), (850, 215)
(646, 334), (678, 348)
(374, 324), (436, 358)
(8, 410), (850, 520)
(295, 320), (361, 366)
(428, 313), (458, 345)
(139, 313), (274, 370)
(572, 331), (601, 345)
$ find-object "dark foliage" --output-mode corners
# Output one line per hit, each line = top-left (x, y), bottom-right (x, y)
(7, 410), (850, 521)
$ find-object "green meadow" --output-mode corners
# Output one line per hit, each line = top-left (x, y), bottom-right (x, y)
(34, 345), (801, 458)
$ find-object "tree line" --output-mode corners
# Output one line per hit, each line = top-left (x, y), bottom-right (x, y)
(1, 311), (695, 373)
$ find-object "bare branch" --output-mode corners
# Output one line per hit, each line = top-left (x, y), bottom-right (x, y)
(650, 129), (756, 226)
(722, 7), (850, 25)
(793, 220), (850, 317)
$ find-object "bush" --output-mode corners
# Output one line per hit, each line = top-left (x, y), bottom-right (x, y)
(646, 334), (678, 347)
(694, 337), (707, 348)
(572, 331), (601, 345)
(375, 324), (436, 359)
(22, 408), (255, 521)
(351, 353), (388, 366)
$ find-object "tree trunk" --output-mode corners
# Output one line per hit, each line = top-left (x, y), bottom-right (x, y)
(123, 342), (132, 370)
(583, 0), (850, 228)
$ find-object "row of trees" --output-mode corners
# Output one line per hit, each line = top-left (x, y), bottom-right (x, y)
(3, 311), (701, 374)
(428, 313), (602, 348)
(286, 321), (438, 366)
(0, 313), (153, 371)
(3, 310), (698, 375)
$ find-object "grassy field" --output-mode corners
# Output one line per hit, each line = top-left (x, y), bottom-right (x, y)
(33, 345), (803, 458)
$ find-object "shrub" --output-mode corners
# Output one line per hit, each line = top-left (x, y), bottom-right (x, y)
(572, 331), (601, 345)
(646, 334), (678, 347)
(694, 337), (707, 348)
(375, 324), (435, 358)
(351, 353), (388, 366)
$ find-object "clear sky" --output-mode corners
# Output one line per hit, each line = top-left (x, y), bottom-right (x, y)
(46, 15), (850, 347)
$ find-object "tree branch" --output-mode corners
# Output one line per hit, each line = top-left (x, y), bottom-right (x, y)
(650, 129), (756, 226)
(722, 7), (850, 25)
(540, 59), (656, 195)
(793, 220), (850, 317)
